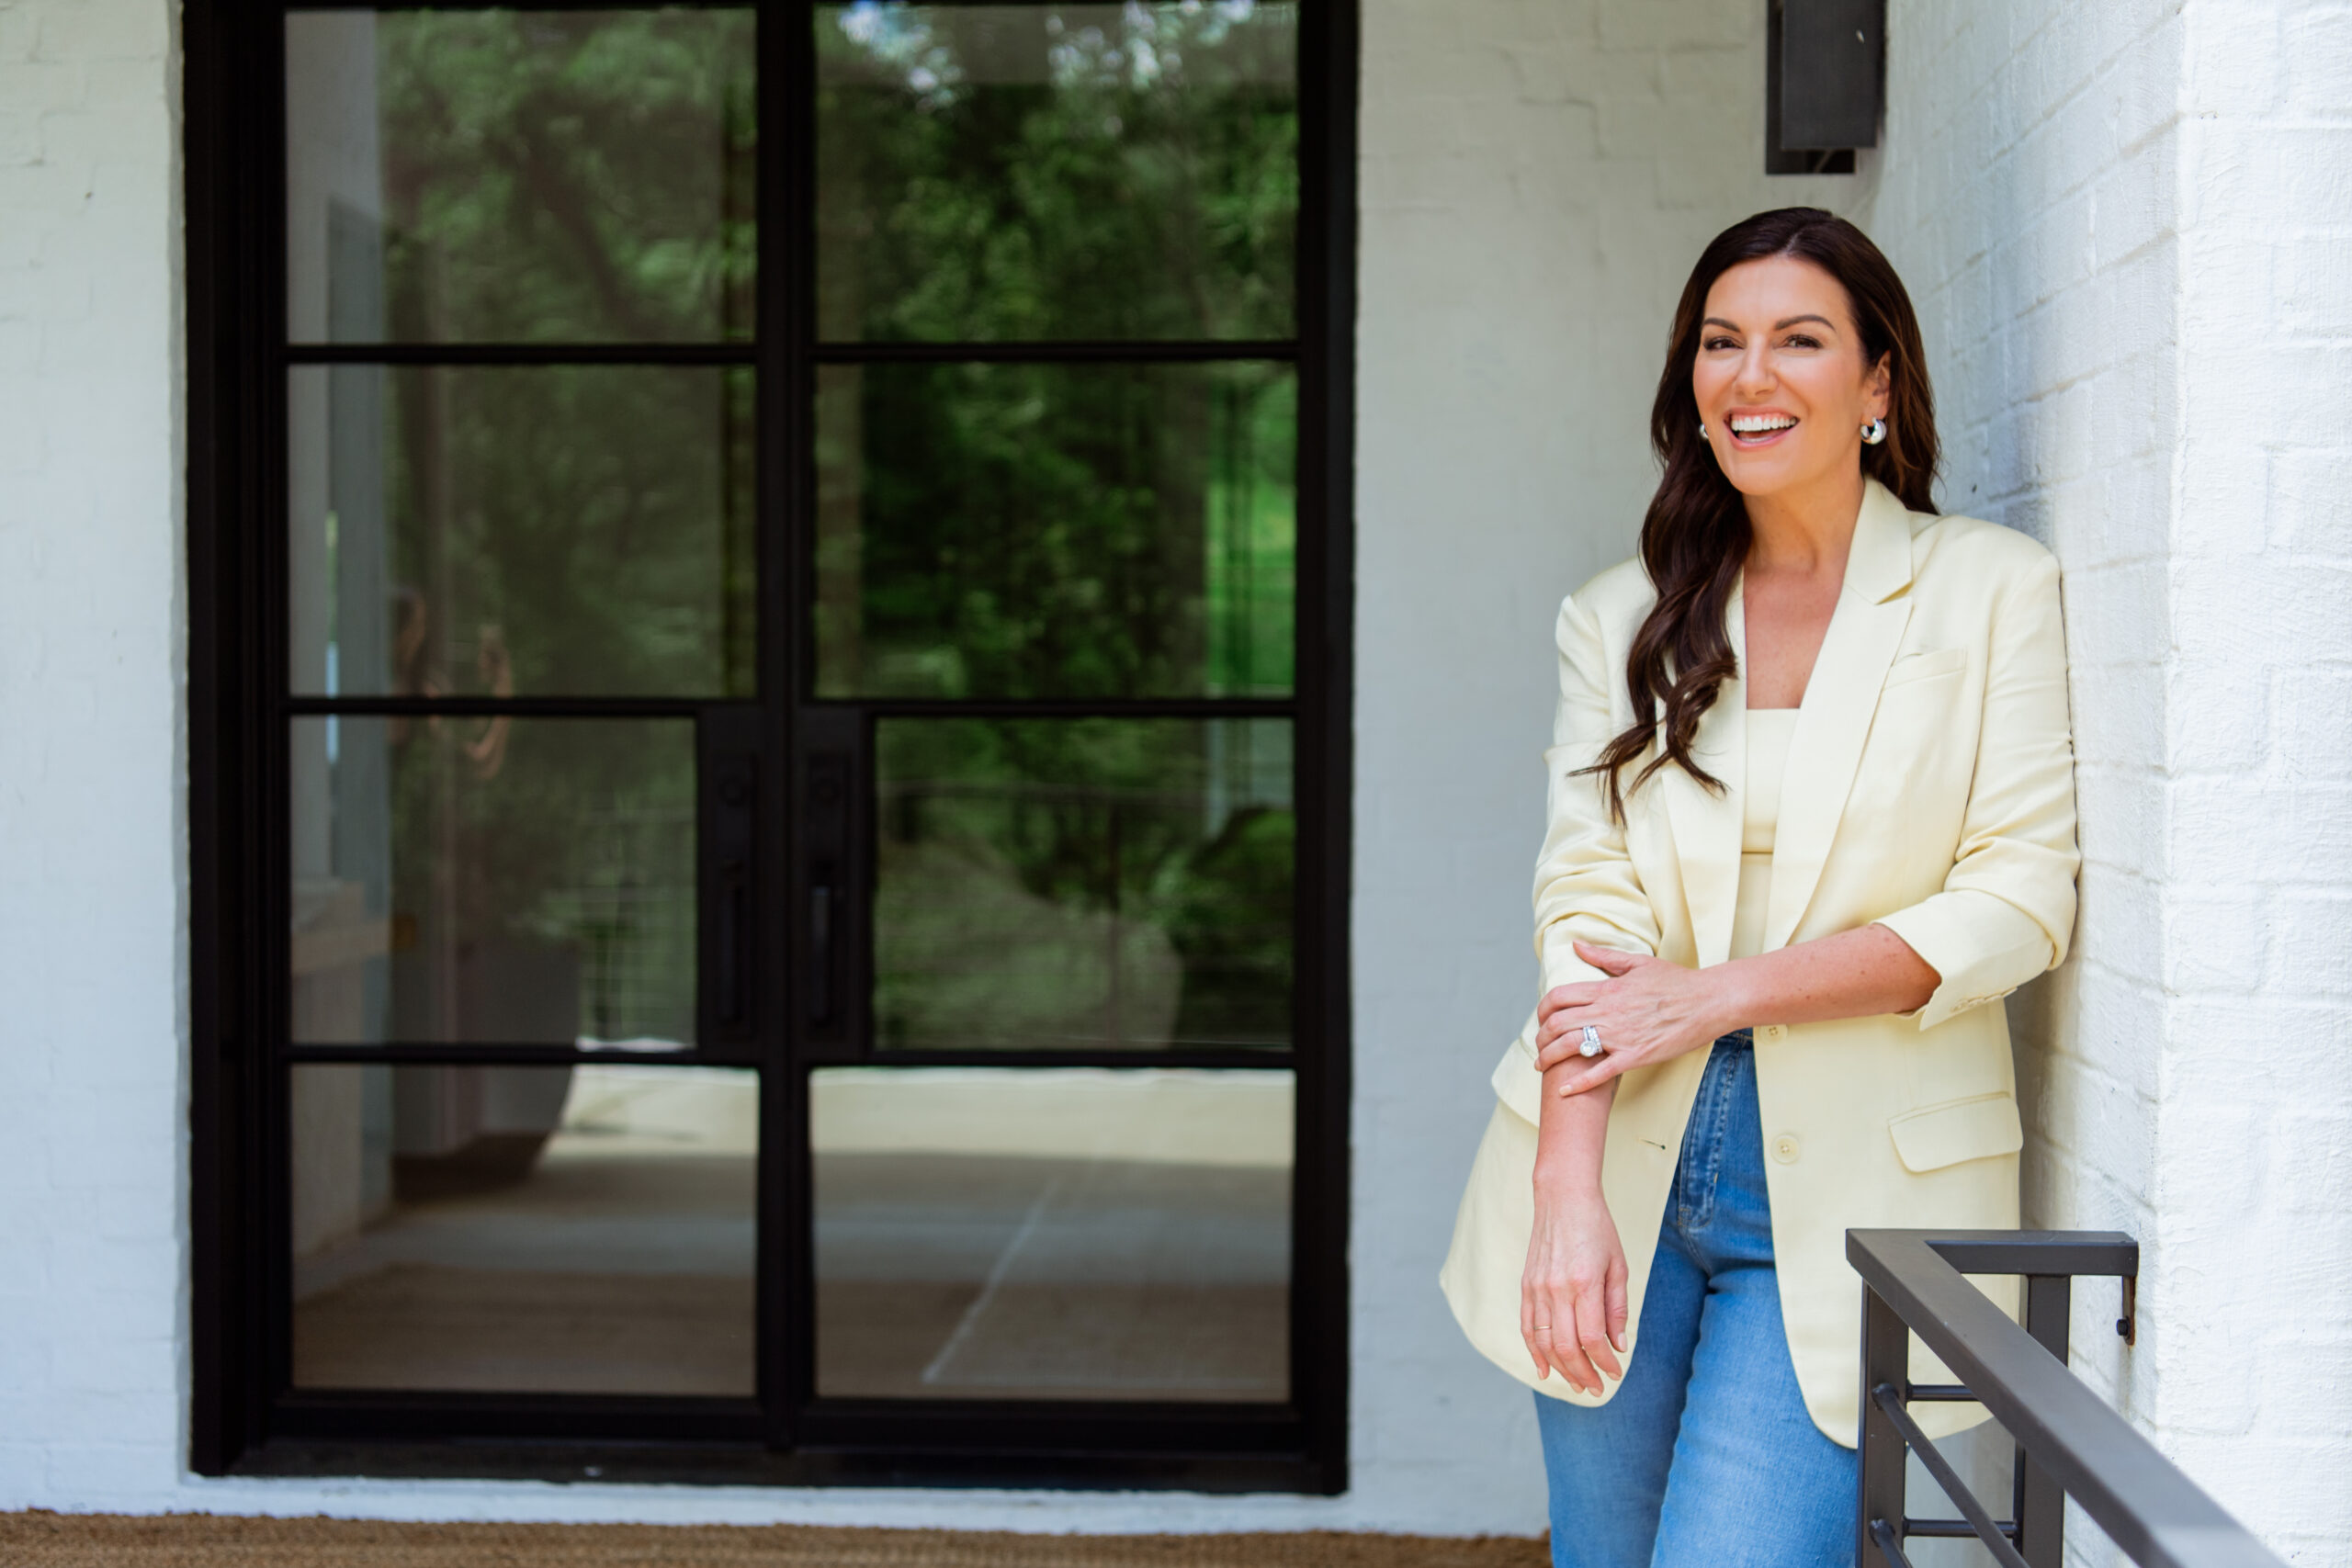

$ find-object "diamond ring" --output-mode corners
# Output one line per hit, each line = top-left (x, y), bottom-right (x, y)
(1578, 1024), (1604, 1058)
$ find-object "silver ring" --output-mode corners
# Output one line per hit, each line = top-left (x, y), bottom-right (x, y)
(1578, 1024), (1604, 1058)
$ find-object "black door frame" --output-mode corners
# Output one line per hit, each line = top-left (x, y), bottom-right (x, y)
(187, 0), (1357, 1494)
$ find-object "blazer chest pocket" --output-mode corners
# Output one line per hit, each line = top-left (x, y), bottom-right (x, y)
(1883, 646), (1968, 690)
(1887, 1092), (2023, 1173)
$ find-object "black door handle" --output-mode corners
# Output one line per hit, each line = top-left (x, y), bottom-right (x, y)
(801, 733), (854, 1039)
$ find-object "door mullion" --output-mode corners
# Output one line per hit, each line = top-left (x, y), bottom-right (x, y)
(762, 0), (814, 1448)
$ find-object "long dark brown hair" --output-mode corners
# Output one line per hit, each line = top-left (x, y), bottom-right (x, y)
(1589, 208), (1940, 820)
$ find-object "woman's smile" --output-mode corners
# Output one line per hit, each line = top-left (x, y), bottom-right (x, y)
(1726, 409), (1800, 446)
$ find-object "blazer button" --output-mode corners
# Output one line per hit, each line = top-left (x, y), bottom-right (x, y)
(1759, 1023), (1786, 1042)
(1770, 1134), (1801, 1165)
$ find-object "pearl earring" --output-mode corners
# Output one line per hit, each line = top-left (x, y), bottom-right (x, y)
(1861, 417), (1888, 446)
(1698, 422), (1710, 441)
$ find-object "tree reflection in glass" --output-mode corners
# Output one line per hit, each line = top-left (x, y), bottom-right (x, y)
(816, 362), (1294, 700)
(286, 8), (756, 345)
(288, 365), (754, 701)
(817, 3), (1298, 344)
(874, 717), (1293, 1053)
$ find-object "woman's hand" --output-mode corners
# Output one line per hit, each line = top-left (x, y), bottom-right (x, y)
(1521, 1164), (1629, 1395)
(1533, 939), (1738, 1095)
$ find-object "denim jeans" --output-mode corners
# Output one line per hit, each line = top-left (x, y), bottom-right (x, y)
(1533, 1031), (1857, 1568)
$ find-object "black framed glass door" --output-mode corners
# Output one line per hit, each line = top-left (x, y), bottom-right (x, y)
(190, 0), (1354, 1491)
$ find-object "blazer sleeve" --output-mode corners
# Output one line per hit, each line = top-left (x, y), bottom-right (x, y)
(1873, 551), (2081, 1030)
(1489, 590), (1663, 1123)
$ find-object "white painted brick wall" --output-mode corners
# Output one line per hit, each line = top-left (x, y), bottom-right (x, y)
(1863, 1), (2352, 1562)
(0, 0), (187, 1512)
(2155, 4), (2352, 1560)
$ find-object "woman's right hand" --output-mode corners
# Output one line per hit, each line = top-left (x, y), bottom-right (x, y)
(1520, 1172), (1630, 1396)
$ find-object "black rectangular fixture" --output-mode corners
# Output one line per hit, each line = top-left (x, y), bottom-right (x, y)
(1768, 0), (1883, 175)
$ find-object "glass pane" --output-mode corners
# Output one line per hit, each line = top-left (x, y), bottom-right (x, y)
(816, 362), (1294, 699)
(288, 365), (754, 699)
(875, 718), (1291, 1051)
(816, 3), (1296, 342)
(291, 1064), (756, 1393)
(813, 1066), (1290, 1401)
(290, 717), (695, 1048)
(285, 9), (756, 344)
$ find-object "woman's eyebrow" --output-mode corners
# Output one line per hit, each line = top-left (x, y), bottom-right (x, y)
(1773, 313), (1836, 331)
(1701, 313), (1839, 332)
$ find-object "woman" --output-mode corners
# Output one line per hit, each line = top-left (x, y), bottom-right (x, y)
(1439, 208), (2080, 1567)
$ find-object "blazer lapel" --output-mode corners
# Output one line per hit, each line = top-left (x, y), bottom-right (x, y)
(1663, 582), (1747, 971)
(1765, 480), (1918, 952)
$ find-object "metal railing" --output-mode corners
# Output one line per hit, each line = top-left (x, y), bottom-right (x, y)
(1849, 1230), (2286, 1568)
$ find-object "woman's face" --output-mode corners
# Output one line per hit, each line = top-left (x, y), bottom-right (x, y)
(1691, 254), (1889, 504)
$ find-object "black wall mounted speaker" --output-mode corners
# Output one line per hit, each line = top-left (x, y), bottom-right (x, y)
(1768, 0), (1883, 174)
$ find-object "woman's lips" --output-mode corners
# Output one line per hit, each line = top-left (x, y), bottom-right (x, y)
(1727, 416), (1798, 447)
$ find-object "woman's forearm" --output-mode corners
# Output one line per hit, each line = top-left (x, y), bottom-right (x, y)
(1706, 920), (1938, 1031)
(1534, 926), (1942, 1095)
(1524, 1061), (1627, 1390)
(1534, 1062), (1616, 1194)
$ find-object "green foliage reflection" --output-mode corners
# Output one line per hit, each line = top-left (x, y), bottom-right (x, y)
(875, 718), (1293, 1051)
(288, 7), (757, 344)
(817, 2), (1298, 342)
(301, 365), (754, 700)
(817, 362), (1294, 698)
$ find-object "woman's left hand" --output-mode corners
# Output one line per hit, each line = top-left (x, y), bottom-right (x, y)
(1532, 940), (1736, 1095)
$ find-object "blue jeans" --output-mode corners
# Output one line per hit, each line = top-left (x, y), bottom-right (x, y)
(1534, 1032), (1856, 1568)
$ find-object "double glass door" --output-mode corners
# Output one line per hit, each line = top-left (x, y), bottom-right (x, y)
(224, 0), (1345, 1484)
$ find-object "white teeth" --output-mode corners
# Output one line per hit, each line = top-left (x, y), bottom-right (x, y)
(1730, 415), (1797, 434)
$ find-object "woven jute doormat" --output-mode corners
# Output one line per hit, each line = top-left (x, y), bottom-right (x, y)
(0, 1512), (1549, 1568)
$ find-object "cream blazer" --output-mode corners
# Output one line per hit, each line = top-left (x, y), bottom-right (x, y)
(1440, 479), (2080, 1447)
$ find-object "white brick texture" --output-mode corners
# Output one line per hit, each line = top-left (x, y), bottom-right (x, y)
(1864, 1), (2352, 1562)
(0, 0), (187, 1513)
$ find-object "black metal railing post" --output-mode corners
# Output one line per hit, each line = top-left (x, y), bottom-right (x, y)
(1859, 1284), (1912, 1568)
(2017, 1273), (2072, 1568)
(1848, 1230), (2287, 1568)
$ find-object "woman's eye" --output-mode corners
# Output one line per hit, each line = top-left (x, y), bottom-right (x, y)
(1702, 336), (1737, 351)
(1784, 334), (1821, 350)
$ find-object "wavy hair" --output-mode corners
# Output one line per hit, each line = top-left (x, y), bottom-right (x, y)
(1588, 208), (1939, 821)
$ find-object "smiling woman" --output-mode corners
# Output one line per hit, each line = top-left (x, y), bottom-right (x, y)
(1439, 209), (2080, 1568)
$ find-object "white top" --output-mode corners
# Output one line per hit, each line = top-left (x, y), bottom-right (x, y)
(1731, 708), (1800, 961)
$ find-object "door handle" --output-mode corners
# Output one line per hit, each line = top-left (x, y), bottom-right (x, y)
(800, 732), (854, 1040)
